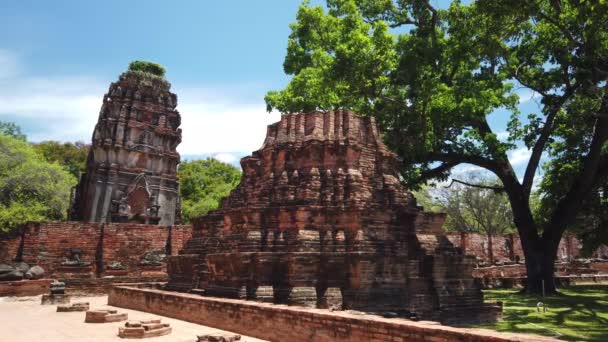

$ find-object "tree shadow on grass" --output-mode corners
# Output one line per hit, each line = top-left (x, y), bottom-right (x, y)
(477, 285), (608, 341)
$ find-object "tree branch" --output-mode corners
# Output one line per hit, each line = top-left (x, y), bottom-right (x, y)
(389, 18), (417, 28)
(522, 90), (574, 196)
(421, 0), (438, 48)
(446, 179), (505, 193)
(418, 161), (458, 182)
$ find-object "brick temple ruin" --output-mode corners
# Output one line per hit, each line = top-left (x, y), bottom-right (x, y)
(167, 110), (501, 323)
(69, 69), (182, 225)
(0, 66), (192, 293)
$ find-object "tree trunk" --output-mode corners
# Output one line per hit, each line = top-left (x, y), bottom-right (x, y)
(520, 235), (561, 295)
(487, 234), (494, 265)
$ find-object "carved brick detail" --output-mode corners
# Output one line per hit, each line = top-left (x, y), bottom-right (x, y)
(69, 71), (182, 225)
(168, 110), (501, 324)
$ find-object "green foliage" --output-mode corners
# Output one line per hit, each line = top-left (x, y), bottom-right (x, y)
(128, 60), (166, 77)
(267, 0), (608, 289)
(33, 141), (89, 178)
(440, 178), (514, 236)
(0, 121), (26, 141)
(0, 135), (76, 232)
(480, 286), (608, 342)
(178, 158), (241, 223)
(412, 185), (443, 213)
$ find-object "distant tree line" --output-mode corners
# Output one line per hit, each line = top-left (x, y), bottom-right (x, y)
(0, 121), (241, 230)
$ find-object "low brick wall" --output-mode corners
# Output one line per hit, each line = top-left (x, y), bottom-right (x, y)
(108, 286), (558, 342)
(0, 222), (193, 279)
(0, 279), (53, 297)
(64, 276), (168, 294)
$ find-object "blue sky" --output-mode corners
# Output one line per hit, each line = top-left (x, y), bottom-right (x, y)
(0, 0), (539, 174)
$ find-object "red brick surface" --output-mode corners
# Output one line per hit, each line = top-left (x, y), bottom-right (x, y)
(109, 286), (559, 342)
(0, 222), (193, 286)
(0, 279), (53, 297)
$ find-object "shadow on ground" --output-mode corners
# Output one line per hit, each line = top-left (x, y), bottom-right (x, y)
(476, 285), (608, 341)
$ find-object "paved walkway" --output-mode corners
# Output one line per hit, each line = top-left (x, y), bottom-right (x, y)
(0, 295), (267, 342)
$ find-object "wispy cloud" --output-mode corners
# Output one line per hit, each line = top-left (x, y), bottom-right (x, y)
(508, 147), (532, 166)
(0, 49), (280, 157)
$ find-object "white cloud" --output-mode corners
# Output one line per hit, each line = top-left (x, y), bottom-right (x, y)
(0, 49), (281, 156)
(495, 131), (509, 141)
(508, 147), (532, 166)
(516, 88), (542, 104)
(212, 152), (239, 164)
(175, 86), (280, 155)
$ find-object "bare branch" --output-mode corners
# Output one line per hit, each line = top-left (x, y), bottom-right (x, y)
(446, 179), (505, 193)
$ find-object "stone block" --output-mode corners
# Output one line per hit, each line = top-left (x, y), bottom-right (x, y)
(85, 309), (128, 323)
(57, 302), (89, 312)
(118, 319), (171, 339)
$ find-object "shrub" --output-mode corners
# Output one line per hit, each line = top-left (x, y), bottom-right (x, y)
(128, 60), (166, 77)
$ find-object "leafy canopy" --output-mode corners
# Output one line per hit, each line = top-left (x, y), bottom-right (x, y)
(266, 0), (608, 239)
(0, 135), (76, 232)
(178, 158), (241, 223)
(33, 141), (89, 178)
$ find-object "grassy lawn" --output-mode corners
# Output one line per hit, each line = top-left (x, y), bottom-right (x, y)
(478, 285), (608, 341)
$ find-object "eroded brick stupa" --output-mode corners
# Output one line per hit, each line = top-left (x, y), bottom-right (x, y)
(69, 68), (182, 225)
(167, 110), (500, 323)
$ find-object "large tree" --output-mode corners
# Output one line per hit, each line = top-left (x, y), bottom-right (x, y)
(0, 135), (76, 232)
(178, 158), (241, 223)
(266, 0), (608, 293)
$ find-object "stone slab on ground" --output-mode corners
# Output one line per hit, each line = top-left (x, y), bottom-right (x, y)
(0, 295), (266, 342)
(118, 319), (172, 339)
(85, 309), (128, 323)
(57, 302), (89, 312)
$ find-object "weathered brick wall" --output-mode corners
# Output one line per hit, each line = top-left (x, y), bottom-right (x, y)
(169, 225), (193, 256)
(0, 279), (53, 297)
(446, 232), (594, 263)
(0, 221), (193, 281)
(102, 223), (170, 275)
(0, 228), (23, 262)
(109, 286), (558, 342)
(21, 221), (102, 275)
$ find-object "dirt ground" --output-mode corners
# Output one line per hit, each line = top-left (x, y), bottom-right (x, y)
(0, 295), (267, 342)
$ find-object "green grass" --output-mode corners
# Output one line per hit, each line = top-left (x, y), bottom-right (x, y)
(478, 286), (608, 341)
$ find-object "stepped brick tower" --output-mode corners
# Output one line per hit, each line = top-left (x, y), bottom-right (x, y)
(70, 66), (182, 225)
(167, 110), (501, 324)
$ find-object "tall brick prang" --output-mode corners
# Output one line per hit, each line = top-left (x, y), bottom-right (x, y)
(167, 110), (501, 324)
(69, 67), (182, 225)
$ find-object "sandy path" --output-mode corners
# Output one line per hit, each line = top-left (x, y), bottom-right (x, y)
(0, 295), (267, 342)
